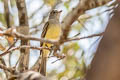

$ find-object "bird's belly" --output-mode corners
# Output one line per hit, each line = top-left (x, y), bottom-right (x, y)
(45, 25), (61, 40)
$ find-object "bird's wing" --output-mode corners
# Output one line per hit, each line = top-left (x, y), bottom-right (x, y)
(40, 22), (49, 47)
(40, 22), (49, 76)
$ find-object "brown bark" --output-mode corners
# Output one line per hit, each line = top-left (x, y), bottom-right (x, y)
(16, 0), (30, 72)
(86, 4), (120, 80)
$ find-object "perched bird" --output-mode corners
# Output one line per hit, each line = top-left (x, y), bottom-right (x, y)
(40, 10), (62, 76)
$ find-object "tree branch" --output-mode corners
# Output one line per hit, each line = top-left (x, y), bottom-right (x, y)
(0, 45), (50, 57)
(16, 0), (30, 72)
(66, 32), (104, 42)
(60, 0), (117, 44)
(0, 63), (15, 74)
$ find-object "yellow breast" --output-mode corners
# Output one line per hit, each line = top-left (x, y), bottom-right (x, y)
(45, 24), (61, 40)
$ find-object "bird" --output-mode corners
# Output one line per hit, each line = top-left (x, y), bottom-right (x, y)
(40, 10), (62, 76)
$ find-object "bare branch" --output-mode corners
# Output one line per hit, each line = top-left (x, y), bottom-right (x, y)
(0, 63), (15, 73)
(17, 71), (46, 80)
(1, 27), (104, 45)
(0, 39), (18, 56)
(60, 0), (117, 44)
(0, 45), (50, 57)
(13, 29), (58, 44)
(65, 32), (104, 42)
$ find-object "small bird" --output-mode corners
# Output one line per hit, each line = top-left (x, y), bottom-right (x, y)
(40, 10), (62, 76)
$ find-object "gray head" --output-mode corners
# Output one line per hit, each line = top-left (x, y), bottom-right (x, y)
(49, 10), (62, 20)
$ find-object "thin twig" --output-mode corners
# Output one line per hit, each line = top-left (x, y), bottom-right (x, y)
(0, 45), (51, 56)
(14, 54), (21, 68)
(1, 27), (104, 45)
(0, 39), (18, 56)
(52, 57), (65, 64)
(8, 39), (18, 51)
(65, 32), (104, 42)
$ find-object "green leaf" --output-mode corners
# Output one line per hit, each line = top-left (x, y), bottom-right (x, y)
(64, 2), (69, 9)
(72, 23), (83, 31)
(0, 13), (7, 26)
(62, 42), (80, 54)
(73, 42), (80, 51)
(10, 0), (16, 7)
(44, 0), (56, 6)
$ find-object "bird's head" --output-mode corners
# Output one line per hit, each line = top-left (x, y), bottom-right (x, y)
(49, 10), (62, 20)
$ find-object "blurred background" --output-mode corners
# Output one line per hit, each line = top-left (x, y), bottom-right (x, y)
(0, 0), (116, 80)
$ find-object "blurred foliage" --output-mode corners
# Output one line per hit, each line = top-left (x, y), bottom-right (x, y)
(47, 42), (87, 80)
(5, 36), (14, 45)
(62, 42), (80, 53)
(71, 14), (92, 31)
(72, 23), (83, 31)
(0, 43), (5, 51)
(0, 13), (6, 27)
(64, 1), (70, 10)
(0, 37), (8, 51)
(0, 72), (3, 80)
(78, 14), (91, 28)
(44, 0), (57, 7)
(0, 29), (14, 51)
(0, 0), (15, 51)
(10, 0), (16, 7)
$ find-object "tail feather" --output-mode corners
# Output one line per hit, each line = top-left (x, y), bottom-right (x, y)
(40, 56), (47, 76)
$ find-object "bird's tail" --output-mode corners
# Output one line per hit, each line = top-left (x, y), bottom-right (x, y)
(40, 54), (47, 76)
